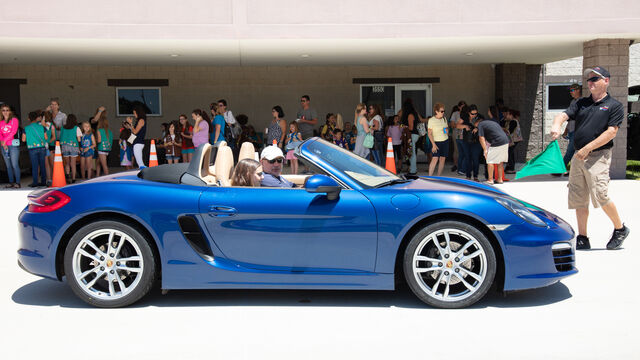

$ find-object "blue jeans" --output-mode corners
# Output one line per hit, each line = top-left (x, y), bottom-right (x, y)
(563, 132), (575, 167)
(466, 142), (482, 178)
(456, 139), (468, 174)
(2, 145), (21, 183)
(507, 142), (518, 171)
(410, 133), (420, 173)
(371, 145), (382, 165)
(28, 147), (46, 185)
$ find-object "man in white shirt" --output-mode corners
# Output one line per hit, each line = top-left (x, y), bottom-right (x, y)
(48, 98), (67, 140)
(217, 99), (242, 146)
(217, 99), (236, 125)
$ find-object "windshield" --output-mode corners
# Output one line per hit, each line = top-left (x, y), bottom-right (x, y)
(305, 139), (401, 188)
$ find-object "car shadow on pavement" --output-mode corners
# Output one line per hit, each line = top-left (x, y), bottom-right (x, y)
(12, 279), (571, 309)
(471, 282), (572, 309)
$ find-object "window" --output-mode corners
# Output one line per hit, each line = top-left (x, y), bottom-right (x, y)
(361, 85), (396, 117)
(360, 84), (432, 119)
(547, 84), (577, 111)
(116, 87), (162, 116)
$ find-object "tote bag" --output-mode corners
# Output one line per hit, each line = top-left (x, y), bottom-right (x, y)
(363, 133), (374, 148)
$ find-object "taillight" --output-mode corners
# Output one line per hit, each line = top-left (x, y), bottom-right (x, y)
(28, 190), (70, 213)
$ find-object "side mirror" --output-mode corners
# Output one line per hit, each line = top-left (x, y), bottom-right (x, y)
(305, 174), (341, 201)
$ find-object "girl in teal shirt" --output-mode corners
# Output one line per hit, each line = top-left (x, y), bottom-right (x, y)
(95, 111), (113, 177)
(22, 111), (47, 187)
(60, 114), (81, 182)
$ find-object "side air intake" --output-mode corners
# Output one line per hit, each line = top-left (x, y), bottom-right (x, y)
(178, 216), (214, 262)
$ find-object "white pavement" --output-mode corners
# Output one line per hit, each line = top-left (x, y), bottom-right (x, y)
(1, 179), (639, 360)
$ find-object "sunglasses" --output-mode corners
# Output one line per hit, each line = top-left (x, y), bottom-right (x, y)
(587, 76), (603, 83)
(267, 158), (283, 164)
(470, 112), (478, 115)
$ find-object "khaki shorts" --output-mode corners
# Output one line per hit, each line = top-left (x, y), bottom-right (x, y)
(486, 144), (508, 164)
(568, 148), (611, 209)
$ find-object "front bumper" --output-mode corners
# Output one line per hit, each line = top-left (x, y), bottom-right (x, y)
(499, 211), (577, 291)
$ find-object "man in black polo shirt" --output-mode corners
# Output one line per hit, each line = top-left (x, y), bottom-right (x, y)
(551, 66), (629, 250)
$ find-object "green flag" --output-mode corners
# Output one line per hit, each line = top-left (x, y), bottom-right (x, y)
(515, 140), (567, 180)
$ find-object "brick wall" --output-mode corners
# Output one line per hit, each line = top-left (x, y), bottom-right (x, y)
(495, 63), (544, 162)
(0, 64), (496, 139)
(583, 39), (631, 179)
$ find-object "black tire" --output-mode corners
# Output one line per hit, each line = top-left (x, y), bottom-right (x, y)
(403, 220), (496, 308)
(63, 220), (156, 308)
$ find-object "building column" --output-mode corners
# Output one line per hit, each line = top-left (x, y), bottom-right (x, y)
(583, 39), (631, 179)
(495, 63), (544, 162)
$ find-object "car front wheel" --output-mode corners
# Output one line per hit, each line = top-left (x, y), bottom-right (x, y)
(63, 220), (156, 308)
(403, 220), (496, 308)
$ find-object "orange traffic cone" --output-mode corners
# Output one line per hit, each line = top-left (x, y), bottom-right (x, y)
(51, 141), (66, 187)
(493, 165), (509, 182)
(385, 137), (396, 174)
(149, 140), (158, 167)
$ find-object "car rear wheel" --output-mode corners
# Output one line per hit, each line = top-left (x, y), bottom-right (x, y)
(63, 220), (156, 308)
(403, 220), (496, 308)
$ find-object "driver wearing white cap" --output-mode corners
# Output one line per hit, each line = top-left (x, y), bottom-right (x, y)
(260, 145), (295, 188)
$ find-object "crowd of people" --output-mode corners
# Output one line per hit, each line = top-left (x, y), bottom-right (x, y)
(0, 94), (525, 188)
(313, 98), (523, 184)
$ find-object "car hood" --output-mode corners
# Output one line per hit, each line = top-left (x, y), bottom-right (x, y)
(386, 176), (508, 197)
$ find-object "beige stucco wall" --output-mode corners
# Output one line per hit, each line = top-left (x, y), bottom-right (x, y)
(1, 64), (495, 138)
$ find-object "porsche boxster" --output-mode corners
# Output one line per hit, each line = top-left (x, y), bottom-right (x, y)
(17, 138), (577, 308)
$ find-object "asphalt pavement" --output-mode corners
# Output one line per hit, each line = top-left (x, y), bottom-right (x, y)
(1, 178), (638, 360)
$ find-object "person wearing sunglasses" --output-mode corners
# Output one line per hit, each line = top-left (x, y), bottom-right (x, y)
(0, 104), (21, 188)
(259, 145), (295, 188)
(427, 103), (449, 176)
(295, 95), (318, 141)
(550, 66), (629, 251)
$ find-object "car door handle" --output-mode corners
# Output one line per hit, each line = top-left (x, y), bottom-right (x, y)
(208, 205), (237, 217)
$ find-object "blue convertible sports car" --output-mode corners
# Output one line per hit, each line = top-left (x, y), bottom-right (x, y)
(18, 138), (577, 308)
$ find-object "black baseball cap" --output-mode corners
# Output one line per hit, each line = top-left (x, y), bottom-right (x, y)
(584, 66), (611, 78)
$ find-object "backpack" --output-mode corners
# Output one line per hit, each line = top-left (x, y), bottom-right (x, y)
(223, 122), (233, 144)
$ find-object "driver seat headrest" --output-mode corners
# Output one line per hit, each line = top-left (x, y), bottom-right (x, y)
(238, 142), (256, 162)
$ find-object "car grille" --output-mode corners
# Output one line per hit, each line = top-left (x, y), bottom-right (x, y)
(552, 242), (575, 272)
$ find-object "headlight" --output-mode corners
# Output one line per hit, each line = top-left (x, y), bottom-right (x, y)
(495, 197), (547, 227)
